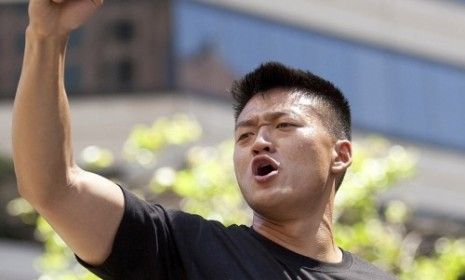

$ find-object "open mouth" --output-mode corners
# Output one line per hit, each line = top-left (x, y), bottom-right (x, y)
(256, 164), (276, 176)
(252, 156), (279, 181)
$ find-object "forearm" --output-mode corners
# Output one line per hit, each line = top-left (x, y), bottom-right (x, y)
(12, 28), (76, 205)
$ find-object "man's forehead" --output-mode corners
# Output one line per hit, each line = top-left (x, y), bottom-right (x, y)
(237, 89), (319, 122)
(235, 110), (298, 130)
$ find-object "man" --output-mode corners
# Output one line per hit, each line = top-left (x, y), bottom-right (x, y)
(12, 0), (395, 279)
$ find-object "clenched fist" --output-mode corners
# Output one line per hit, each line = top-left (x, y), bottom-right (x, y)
(28, 0), (103, 37)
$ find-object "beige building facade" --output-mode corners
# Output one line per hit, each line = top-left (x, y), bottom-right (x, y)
(0, 0), (171, 98)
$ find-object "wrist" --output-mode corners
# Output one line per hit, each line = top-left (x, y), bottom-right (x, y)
(23, 26), (69, 71)
(25, 26), (69, 47)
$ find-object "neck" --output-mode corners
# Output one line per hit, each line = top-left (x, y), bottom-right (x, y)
(251, 194), (342, 263)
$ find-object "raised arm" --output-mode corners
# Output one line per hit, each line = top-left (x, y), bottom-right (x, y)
(12, 0), (124, 265)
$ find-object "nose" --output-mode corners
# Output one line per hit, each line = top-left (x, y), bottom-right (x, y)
(252, 127), (275, 155)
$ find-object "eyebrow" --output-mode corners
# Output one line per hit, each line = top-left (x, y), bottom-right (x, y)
(235, 111), (294, 130)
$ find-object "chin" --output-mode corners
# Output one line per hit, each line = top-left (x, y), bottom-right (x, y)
(250, 202), (295, 222)
(245, 187), (293, 215)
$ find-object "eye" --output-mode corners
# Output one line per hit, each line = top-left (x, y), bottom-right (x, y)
(237, 132), (253, 142)
(276, 123), (294, 129)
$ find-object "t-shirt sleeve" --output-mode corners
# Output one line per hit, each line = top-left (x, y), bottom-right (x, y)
(76, 186), (185, 280)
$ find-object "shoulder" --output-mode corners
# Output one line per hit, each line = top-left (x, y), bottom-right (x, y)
(166, 208), (249, 238)
(346, 251), (397, 280)
(120, 186), (249, 238)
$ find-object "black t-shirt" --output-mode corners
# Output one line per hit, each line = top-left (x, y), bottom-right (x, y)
(77, 187), (396, 280)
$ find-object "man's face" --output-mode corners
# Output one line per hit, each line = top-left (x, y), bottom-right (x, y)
(233, 89), (337, 221)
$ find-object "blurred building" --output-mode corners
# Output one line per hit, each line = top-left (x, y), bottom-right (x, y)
(0, 0), (171, 97)
(2, 0), (465, 149)
(168, 0), (465, 240)
(1, 0), (465, 239)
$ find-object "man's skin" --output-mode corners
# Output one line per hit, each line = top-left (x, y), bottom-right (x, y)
(234, 89), (352, 263)
(12, 0), (352, 270)
(12, 0), (124, 265)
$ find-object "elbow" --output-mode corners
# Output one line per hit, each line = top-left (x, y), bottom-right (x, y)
(16, 180), (57, 209)
(15, 165), (80, 209)
(14, 167), (37, 203)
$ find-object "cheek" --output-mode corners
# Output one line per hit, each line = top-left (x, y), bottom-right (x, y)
(233, 148), (248, 177)
(283, 138), (329, 173)
(283, 137), (314, 159)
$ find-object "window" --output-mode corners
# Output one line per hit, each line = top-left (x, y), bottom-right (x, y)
(16, 32), (25, 53)
(117, 59), (134, 90)
(68, 29), (83, 48)
(113, 20), (135, 43)
(65, 65), (82, 93)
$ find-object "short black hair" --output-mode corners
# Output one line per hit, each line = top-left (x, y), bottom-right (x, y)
(230, 62), (351, 141)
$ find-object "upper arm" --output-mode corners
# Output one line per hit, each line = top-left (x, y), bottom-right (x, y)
(37, 166), (125, 265)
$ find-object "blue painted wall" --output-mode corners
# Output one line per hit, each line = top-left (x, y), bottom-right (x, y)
(173, 0), (465, 150)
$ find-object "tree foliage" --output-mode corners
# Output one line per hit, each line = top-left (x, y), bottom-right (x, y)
(8, 115), (465, 279)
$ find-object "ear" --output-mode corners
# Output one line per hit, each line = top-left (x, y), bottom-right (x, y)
(331, 140), (352, 174)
